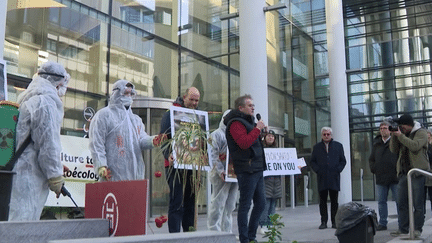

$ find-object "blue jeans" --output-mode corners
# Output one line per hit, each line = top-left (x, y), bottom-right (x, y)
(397, 174), (425, 233)
(237, 171), (266, 243)
(376, 183), (398, 226)
(259, 198), (277, 227)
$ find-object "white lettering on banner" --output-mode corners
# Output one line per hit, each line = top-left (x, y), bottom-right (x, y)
(103, 193), (119, 236)
(263, 148), (302, 177)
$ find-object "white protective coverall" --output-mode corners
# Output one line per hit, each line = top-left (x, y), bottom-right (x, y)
(89, 80), (155, 181)
(9, 62), (70, 221)
(208, 109), (239, 232)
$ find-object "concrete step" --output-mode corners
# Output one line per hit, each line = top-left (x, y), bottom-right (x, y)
(49, 231), (236, 243)
(386, 218), (432, 243)
(0, 219), (109, 243)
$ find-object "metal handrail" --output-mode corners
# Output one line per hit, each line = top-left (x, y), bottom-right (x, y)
(407, 168), (432, 239)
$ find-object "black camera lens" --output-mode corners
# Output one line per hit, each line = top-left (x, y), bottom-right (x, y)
(388, 125), (399, 131)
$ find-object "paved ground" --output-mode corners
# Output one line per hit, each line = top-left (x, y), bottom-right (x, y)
(148, 201), (432, 243)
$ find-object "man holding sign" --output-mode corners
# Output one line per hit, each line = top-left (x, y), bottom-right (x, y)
(310, 127), (346, 230)
(160, 87), (201, 233)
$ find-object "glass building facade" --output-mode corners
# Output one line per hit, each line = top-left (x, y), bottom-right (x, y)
(3, 0), (322, 217)
(3, 0), (431, 217)
(344, 0), (432, 200)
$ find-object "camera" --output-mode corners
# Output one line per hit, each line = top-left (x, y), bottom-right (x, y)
(386, 117), (399, 131)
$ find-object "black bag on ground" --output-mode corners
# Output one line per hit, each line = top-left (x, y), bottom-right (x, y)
(335, 202), (378, 236)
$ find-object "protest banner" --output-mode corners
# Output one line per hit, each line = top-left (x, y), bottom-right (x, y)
(46, 135), (95, 207)
(225, 147), (304, 182)
(170, 106), (212, 171)
(263, 148), (301, 176)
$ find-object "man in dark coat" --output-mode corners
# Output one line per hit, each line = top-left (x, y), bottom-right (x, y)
(369, 121), (398, 231)
(310, 127), (346, 229)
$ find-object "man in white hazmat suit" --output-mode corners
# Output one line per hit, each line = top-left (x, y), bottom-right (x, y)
(9, 61), (70, 221)
(208, 109), (238, 232)
(89, 79), (166, 181)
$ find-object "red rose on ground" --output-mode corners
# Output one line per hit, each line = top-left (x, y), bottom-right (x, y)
(155, 215), (168, 228)
(154, 171), (162, 178)
(155, 218), (163, 228)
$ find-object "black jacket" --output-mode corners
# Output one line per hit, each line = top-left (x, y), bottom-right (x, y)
(310, 139), (346, 192)
(369, 135), (398, 186)
(224, 109), (266, 174)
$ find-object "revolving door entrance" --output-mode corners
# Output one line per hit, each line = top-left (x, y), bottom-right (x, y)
(132, 97), (172, 218)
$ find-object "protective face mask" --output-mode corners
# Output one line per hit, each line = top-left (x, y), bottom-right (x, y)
(120, 96), (133, 106)
(57, 86), (67, 97)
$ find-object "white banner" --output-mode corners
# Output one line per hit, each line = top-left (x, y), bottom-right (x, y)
(46, 135), (96, 207)
(263, 148), (301, 177)
(60, 135), (98, 182)
(225, 147), (304, 182)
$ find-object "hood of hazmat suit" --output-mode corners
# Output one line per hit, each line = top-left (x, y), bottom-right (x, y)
(9, 61), (69, 221)
(210, 109), (231, 177)
(207, 109), (238, 232)
(89, 80), (156, 181)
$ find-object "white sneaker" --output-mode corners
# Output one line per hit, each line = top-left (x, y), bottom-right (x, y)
(260, 226), (268, 235)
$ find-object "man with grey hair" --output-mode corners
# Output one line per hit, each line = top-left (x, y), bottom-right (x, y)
(310, 127), (346, 229)
(369, 121), (398, 231)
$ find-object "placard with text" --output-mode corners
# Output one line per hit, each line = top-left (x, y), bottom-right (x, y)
(225, 148), (302, 182)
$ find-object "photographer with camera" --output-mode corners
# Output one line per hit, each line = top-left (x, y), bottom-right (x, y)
(369, 121), (398, 231)
(389, 114), (430, 238)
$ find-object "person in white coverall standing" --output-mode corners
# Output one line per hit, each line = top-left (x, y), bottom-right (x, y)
(9, 61), (70, 221)
(89, 79), (166, 181)
(208, 109), (239, 232)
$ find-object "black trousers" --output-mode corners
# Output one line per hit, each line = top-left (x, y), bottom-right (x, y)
(165, 168), (195, 233)
(319, 189), (339, 224)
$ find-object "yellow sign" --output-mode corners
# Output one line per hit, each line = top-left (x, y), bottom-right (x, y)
(8, 0), (66, 10)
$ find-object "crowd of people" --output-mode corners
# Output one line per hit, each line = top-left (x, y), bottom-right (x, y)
(6, 61), (432, 242)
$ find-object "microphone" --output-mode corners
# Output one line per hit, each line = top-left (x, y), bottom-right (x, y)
(256, 113), (266, 133)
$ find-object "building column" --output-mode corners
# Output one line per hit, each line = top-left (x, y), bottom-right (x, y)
(239, 0), (268, 122)
(325, 0), (352, 204)
(0, 0), (7, 58)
